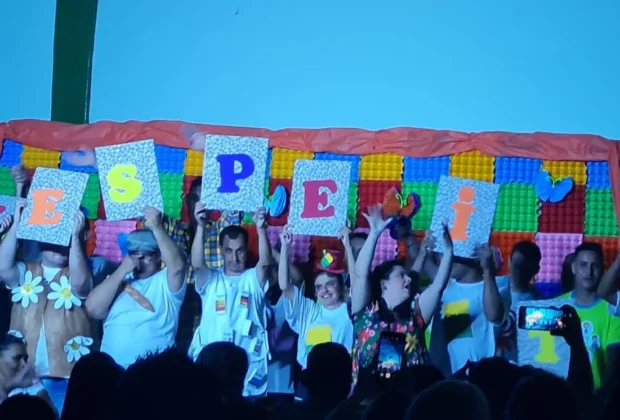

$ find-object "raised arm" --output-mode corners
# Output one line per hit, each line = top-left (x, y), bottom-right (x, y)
(418, 225), (453, 323)
(190, 203), (213, 292)
(253, 208), (272, 290)
(11, 165), (30, 199)
(339, 226), (356, 283)
(278, 225), (295, 302)
(143, 207), (186, 293)
(477, 245), (505, 324)
(69, 211), (94, 298)
(411, 231), (436, 276)
(0, 199), (26, 288)
(191, 202), (208, 269)
(85, 257), (134, 320)
(351, 204), (392, 314)
(396, 219), (440, 280)
(272, 247), (304, 289)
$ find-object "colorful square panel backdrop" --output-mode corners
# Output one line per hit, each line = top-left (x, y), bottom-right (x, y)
(3, 142), (617, 297)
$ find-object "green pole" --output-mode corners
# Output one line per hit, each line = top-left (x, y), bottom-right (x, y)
(50, 0), (99, 124)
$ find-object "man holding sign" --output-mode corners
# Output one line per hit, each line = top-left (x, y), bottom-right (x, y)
(0, 198), (94, 414)
(86, 207), (187, 368)
(412, 176), (511, 378)
(188, 203), (272, 399)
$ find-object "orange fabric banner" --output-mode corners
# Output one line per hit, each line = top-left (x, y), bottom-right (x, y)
(1, 119), (619, 244)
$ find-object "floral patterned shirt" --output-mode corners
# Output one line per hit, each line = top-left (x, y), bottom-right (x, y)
(350, 295), (430, 387)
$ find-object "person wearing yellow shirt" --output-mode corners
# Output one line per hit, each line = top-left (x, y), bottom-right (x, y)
(558, 242), (620, 388)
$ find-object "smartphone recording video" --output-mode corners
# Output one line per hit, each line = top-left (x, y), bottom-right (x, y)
(518, 306), (564, 331)
(374, 332), (406, 379)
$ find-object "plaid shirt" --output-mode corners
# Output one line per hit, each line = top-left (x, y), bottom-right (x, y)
(162, 212), (242, 284)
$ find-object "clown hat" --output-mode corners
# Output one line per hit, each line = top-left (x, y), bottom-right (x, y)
(316, 249), (346, 274)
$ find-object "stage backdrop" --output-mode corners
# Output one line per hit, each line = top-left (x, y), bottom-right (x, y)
(1, 120), (619, 297)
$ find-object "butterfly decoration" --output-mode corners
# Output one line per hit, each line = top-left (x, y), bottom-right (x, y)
(382, 187), (421, 240)
(320, 250), (334, 269)
(118, 233), (129, 257)
(264, 185), (288, 217)
(535, 171), (574, 203)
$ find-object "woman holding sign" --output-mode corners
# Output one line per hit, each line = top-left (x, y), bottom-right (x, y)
(278, 225), (354, 400)
(349, 204), (454, 392)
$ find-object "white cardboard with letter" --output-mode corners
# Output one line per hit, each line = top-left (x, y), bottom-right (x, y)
(288, 160), (351, 237)
(430, 175), (499, 258)
(95, 140), (163, 221)
(201, 135), (269, 212)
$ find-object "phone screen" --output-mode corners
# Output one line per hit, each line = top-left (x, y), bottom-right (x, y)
(518, 306), (564, 331)
(375, 333), (406, 379)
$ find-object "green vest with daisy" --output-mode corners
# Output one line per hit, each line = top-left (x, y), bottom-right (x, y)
(9, 263), (94, 378)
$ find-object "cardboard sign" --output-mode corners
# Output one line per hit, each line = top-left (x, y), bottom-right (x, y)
(95, 140), (164, 221)
(430, 175), (500, 257)
(516, 299), (571, 378)
(288, 160), (351, 237)
(201, 135), (269, 212)
(17, 168), (88, 246)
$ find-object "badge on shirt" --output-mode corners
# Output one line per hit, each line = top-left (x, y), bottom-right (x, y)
(253, 338), (263, 355)
(215, 295), (226, 314)
(222, 329), (234, 343)
(305, 325), (332, 355)
(239, 292), (250, 308)
(249, 372), (266, 388)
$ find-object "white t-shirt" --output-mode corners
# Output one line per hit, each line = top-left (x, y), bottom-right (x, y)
(284, 286), (353, 369)
(14, 263), (75, 378)
(504, 276), (539, 363)
(267, 297), (296, 395)
(429, 275), (513, 377)
(101, 268), (186, 368)
(189, 268), (269, 398)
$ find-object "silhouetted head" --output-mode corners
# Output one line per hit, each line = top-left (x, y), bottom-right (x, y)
(406, 380), (491, 420)
(197, 342), (248, 400)
(504, 374), (578, 420)
(219, 226), (249, 275)
(462, 357), (522, 420)
(362, 391), (412, 420)
(61, 352), (124, 420)
(114, 348), (223, 420)
(400, 364), (445, 396)
(0, 394), (56, 420)
(302, 343), (352, 404)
